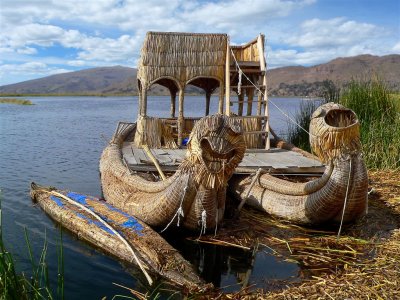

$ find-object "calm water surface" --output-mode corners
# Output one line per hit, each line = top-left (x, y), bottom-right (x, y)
(0, 96), (310, 298)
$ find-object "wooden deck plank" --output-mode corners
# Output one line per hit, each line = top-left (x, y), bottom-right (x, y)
(132, 148), (149, 164)
(122, 143), (138, 165)
(123, 146), (324, 174)
(166, 149), (186, 163)
(150, 149), (173, 165)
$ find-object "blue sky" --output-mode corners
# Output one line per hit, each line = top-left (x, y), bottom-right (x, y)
(0, 0), (399, 86)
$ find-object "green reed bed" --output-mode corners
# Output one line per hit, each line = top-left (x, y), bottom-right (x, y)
(0, 195), (63, 299)
(0, 98), (33, 105)
(340, 79), (400, 169)
(287, 78), (400, 169)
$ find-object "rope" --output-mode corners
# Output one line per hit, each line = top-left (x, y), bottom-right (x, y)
(229, 48), (313, 137)
(160, 175), (189, 232)
(337, 157), (352, 240)
(237, 168), (263, 211)
(237, 69), (243, 95)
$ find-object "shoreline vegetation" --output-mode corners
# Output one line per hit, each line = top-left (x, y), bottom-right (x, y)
(288, 78), (400, 170)
(0, 98), (34, 105)
(1, 78), (399, 299)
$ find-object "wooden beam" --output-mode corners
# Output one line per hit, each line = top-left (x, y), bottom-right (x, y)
(218, 81), (224, 114)
(257, 34), (266, 72)
(140, 88), (147, 117)
(177, 88), (184, 147)
(205, 91), (211, 116)
(170, 90), (176, 118)
(225, 38), (231, 116)
(237, 92), (244, 116)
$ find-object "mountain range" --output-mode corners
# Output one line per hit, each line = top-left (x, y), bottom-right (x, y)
(1, 54), (399, 97)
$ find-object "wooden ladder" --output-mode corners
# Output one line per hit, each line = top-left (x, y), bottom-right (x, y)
(225, 34), (270, 149)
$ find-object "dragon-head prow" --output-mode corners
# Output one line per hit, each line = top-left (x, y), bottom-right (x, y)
(179, 114), (246, 189)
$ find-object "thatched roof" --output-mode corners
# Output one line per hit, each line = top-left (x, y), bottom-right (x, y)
(137, 32), (228, 90)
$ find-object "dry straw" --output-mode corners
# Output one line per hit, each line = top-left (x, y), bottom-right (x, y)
(137, 32), (228, 89)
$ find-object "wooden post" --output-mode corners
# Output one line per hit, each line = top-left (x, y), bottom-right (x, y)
(258, 34), (270, 150)
(218, 81), (224, 114)
(257, 91), (262, 116)
(143, 145), (166, 181)
(205, 91), (211, 116)
(238, 92), (244, 116)
(140, 88), (147, 117)
(170, 90), (176, 118)
(246, 88), (254, 116)
(177, 88), (184, 147)
(225, 38), (231, 116)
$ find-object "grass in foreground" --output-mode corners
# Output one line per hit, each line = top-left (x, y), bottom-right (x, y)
(0, 98), (34, 105)
(0, 192), (64, 299)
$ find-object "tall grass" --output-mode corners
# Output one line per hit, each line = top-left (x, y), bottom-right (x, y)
(0, 191), (64, 299)
(340, 79), (400, 169)
(287, 78), (400, 170)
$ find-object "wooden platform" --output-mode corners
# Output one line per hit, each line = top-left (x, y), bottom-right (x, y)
(122, 143), (324, 174)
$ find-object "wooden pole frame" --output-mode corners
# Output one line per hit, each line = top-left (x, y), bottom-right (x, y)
(225, 37), (231, 116)
(177, 88), (184, 147)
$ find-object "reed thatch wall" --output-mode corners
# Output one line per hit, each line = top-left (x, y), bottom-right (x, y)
(137, 32), (228, 90)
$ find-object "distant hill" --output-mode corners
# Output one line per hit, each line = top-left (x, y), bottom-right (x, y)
(0, 66), (138, 95)
(267, 54), (400, 96)
(1, 54), (399, 96)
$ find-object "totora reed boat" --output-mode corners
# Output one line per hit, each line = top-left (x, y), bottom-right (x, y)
(99, 31), (368, 229)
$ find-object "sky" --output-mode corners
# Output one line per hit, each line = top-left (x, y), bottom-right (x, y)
(0, 0), (399, 86)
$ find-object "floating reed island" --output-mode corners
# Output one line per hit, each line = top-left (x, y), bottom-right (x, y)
(0, 98), (33, 105)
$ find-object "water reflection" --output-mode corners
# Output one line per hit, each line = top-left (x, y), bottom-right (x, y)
(165, 235), (299, 293)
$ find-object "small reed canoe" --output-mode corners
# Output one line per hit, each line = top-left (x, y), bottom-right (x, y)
(30, 182), (211, 291)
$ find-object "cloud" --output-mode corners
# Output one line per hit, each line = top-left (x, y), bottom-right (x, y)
(16, 47), (38, 55)
(393, 42), (400, 53)
(0, 62), (71, 85)
(0, 0), (398, 85)
(287, 17), (384, 49)
(2, 23), (140, 64)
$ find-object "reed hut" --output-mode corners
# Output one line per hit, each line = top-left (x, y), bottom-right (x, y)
(137, 31), (269, 148)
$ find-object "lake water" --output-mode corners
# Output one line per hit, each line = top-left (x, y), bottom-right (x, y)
(0, 96), (312, 298)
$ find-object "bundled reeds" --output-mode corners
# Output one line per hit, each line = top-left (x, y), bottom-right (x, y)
(137, 32), (227, 89)
(133, 116), (163, 148)
(237, 117), (262, 149)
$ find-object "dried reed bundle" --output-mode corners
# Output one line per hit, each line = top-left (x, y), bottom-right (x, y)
(160, 121), (178, 149)
(310, 102), (361, 164)
(134, 116), (162, 148)
(237, 116), (262, 148)
(137, 32), (227, 89)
